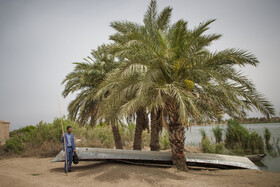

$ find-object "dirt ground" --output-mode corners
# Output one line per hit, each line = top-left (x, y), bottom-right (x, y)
(0, 158), (280, 187)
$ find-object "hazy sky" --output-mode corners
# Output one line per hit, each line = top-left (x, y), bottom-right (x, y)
(0, 0), (279, 130)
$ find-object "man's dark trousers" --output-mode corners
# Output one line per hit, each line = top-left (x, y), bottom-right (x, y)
(65, 146), (73, 172)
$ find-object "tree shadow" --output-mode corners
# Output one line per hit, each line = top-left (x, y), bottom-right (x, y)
(50, 161), (108, 174)
(50, 160), (187, 183)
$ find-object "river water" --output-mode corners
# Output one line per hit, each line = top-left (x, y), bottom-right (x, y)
(185, 123), (280, 172)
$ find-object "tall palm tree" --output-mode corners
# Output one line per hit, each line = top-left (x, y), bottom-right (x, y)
(101, 1), (174, 151)
(62, 44), (124, 149)
(96, 0), (275, 171)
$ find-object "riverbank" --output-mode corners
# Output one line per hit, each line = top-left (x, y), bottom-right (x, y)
(0, 157), (280, 187)
(185, 123), (280, 172)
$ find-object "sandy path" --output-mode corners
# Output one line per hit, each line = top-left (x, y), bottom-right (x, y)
(0, 157), (280, 187)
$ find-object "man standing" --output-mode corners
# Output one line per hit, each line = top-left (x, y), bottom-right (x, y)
(61, 126), (76, 172)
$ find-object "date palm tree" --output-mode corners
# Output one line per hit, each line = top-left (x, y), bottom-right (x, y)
(62, 44), (124, 149)
(96, 0), (275, 171)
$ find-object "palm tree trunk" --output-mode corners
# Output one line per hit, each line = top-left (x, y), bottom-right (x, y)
(133, 108), (148, 150)
(168, 122), (188, 171)
(150, 109), (162, 151)
(166, 100), (188, 171)
(111, 121), (123, 149)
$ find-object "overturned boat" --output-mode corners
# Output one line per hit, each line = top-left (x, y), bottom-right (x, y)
(246, 154), (266, 162)
(52, 147), (259, 170)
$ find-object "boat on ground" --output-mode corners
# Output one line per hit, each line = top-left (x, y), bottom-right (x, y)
(246, 154), (266, 162)
(52, 147), (259, 170)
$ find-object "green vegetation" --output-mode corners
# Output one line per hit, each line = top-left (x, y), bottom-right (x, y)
(215, 143), (225, 154)
(212, 125), (223, 143)
(264, 128), (280, 158)
(248, 132), (264, 154)
(5, 136), (24, 154)
(200, 129), (225, 154)
(0, 118), (170, 157)
(264, 128), (273, 150)
(200, 119), (271, 155)
(225, 119), (264, 154)
(2, 119), (79, 156)
(201, 137), (215, 153)
(200, 129), (207, 140)
(159, 131), (170, 150)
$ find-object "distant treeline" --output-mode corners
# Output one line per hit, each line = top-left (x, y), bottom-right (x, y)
(190, 117), (280, 126)
(237, 117), (280, 124)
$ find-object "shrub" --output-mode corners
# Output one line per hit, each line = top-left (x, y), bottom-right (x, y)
(5, 137), (24, 154)
(199, 129), (215, 153)
(215, 143), (225, 154)
(159, 130), (170, 150)
(200, 128), (207, 140)
(212, 125), (223, 143)
(225, 119), (250, 150)
(225, 119), (264, 154)
(10, 125), (36, 137)
(119, 123), (135, 147)
(52, 118), (81, 140)
(2, 118), (84, 157)
(249, 132), (264, 154)
(264, 128), (273, 150)
(201, 137), (215, 153)
(200, 135), (225, 154)
(91, 125), (114, 148)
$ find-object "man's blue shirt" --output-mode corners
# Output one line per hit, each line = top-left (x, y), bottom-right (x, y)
(61, 133), (76, 151)
(65, 133), (72, 147)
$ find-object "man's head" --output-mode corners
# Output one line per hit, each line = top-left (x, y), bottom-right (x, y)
(66, 126), (72, 134)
